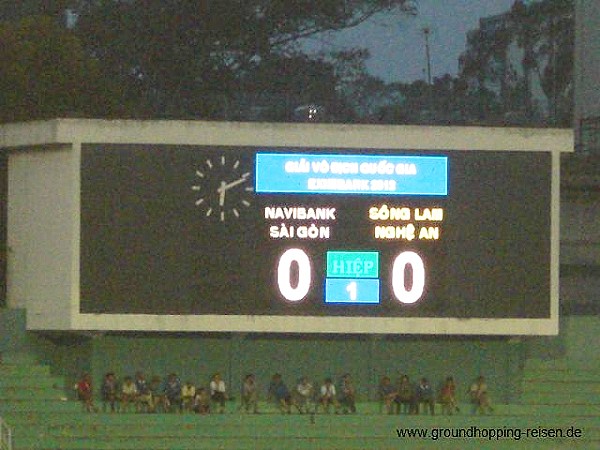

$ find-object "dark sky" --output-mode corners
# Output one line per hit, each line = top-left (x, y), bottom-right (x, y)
(300, 0), (517, 83)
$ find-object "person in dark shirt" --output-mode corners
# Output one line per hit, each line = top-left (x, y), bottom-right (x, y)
(149, 375), (165, 412)
(338, 373), (357, 414)
(378, 376), (398, 415)
(164, 373), (182, 412)
(395, 374), (415, 414)
(268, 373), (293, 414)
(135, 371), (153, 412)
(101, 372), (119, 413)
(193, 387), (210, 414)
(415, 377), (435, 415)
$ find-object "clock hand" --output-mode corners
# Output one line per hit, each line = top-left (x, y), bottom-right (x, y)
(218, 181), (226, 207)
(216, 174), (250, 208)
(220, 175), (249, 192)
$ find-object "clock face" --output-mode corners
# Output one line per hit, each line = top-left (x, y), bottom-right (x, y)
(191, 154), (254, 221)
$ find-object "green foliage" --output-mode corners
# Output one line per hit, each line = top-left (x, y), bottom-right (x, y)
(0, 0), (72, 21)
(73, 0), (413, 119)
(457, 0), (574, 125)
(0, 15), (122, 123)
(0, 0), (572, 126)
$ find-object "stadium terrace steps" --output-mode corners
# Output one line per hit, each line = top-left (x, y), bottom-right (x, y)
(521, 389), (600, 405)
(5, 412), (599, 450)
(3, 408), (600, 449)
(0, 400), (81, 414)
(0, 358), (76, 415)
(524, 358), (600, 371)
(522, 379), (600, 392)
(10, 438), (593, 450)
(0, 364), (51, 377)
(0, 388), (68, 401)
(0, 353), (79, 415)
(523, 370), (600, 383)
(0, 376), (67, 390)
(0, 352), (40, 365)
(520, 358), (600, 414)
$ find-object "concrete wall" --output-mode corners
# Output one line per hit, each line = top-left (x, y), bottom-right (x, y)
(575, 0), (600, 120)
(0, 152), (6, 308)
(575, 0), (600, 152)
(0, 308), (28, 354)
(562, 315), (600, 365)
(560, 191), (600, 313)
(7, 145), (78, 329)
(561, 197), (600, 265)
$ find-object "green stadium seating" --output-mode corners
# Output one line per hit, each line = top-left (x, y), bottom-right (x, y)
(0, 311), (599, 449)
(0, 353), (599, 450)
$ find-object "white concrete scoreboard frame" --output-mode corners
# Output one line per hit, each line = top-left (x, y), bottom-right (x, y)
(2, 119), (573, 335)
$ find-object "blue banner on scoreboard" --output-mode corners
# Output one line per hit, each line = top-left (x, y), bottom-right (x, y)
(325, 278), (380, 304)
(255, 153), (448, 196)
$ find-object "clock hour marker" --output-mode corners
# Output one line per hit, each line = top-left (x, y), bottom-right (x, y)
(221, 155), (225, 166)
(206, 159), (213, 169)
(195, 198), (204, 206)
(242, 172), (250, 178)
(232, 208), (239, 217)
(206, 207), (212, 217)
(233, 160), (240, 169)
(242, 200), (250, 207)
(245, 186), (254, 192)
(220, 211), (225, 221)
(195, 170), (204, 178)
(192, 185), (201, 191)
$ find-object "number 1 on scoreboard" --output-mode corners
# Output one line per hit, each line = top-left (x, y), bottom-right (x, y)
(346, 281), (358, 301)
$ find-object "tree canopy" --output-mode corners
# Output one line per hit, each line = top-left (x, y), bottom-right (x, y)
(0, 0), (574, 126)
(73, 0), (416, 119)
(0, 15), (122, 123)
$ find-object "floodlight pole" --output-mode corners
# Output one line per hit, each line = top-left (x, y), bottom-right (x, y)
(423, 27), (432, 85)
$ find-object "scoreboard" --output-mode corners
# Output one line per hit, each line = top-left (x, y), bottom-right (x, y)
(79, 142), (555, 334)
(256, 152), (449, 308)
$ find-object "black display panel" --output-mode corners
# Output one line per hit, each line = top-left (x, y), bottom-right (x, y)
(80, 145), (551, 320)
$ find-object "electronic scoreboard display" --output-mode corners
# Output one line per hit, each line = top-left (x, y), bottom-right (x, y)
(80, 143), (553, 334)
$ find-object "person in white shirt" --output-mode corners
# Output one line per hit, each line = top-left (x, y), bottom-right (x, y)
(295, 376), (314, 414)
(121, 376), (138, 413)
(210, 372), (227, 413)
(469, 375), (493, 414)
(319, 377), (339, 413)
